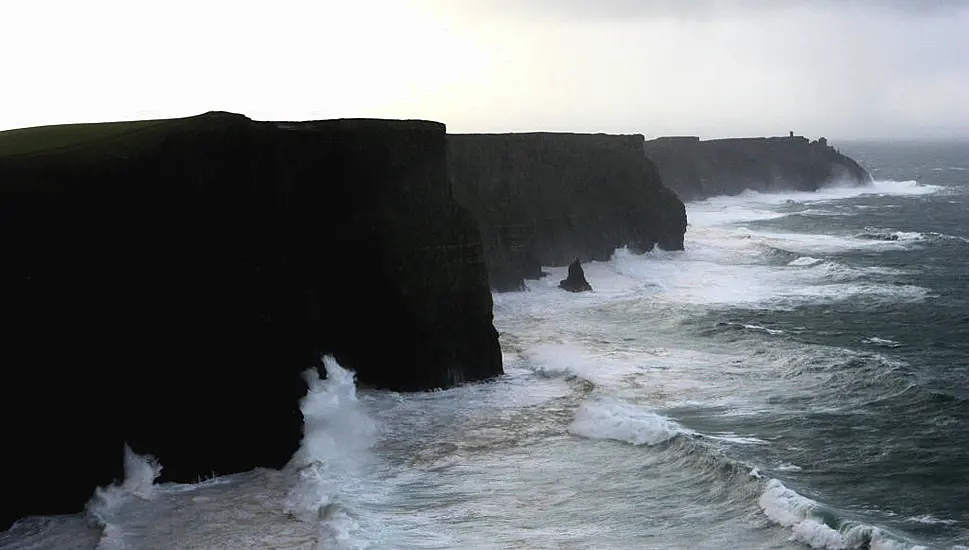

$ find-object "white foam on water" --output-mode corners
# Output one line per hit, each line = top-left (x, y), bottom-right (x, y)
(706, 432), (769, 445)
(863, 337), (902, 348)
(789, 256), (824, 266)
(759, 479), (932, 550)
(568, 397), (688, 446)
(592, 180), (941, 311)
(608, 244), (927, 310)
(71, 356), (383, 550)
(905, 515), (959, 526)
(85, 445), (162, 534)
(688, 180), (943, 229)
(282, 356), (379, 549)
(759, 479), (847, 549)
(522, 342), (637, 387)
(741, 323), (786, 335)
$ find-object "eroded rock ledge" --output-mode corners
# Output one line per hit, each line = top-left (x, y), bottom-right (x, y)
(644, 135), (872, 201)
(447, 132), (687, 291)
(0, 111), (501, 529)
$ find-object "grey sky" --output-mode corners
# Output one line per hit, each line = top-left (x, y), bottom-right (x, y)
(1, 0), (967, 140)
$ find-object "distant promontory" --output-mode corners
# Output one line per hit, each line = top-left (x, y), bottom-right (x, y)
(644, 134), (872, 201)
(448, 132), (687, 291)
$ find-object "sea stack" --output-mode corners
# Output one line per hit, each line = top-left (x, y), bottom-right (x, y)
(559, 258), (593, 293)
(0, 112), (502, 530)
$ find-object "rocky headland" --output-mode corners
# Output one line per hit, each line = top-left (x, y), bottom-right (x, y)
(644, 134), (872, 201)
(0, 112), (502, 530)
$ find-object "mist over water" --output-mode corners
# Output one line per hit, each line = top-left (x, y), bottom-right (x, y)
(2, 142), (968, 549)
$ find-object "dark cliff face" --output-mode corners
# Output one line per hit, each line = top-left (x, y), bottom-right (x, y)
(447, 133), (687, 291)
(644, 136), (872, 201)
(0, 112), (501, 529)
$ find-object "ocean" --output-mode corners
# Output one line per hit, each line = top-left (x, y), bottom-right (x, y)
(2, 140), (967, 549)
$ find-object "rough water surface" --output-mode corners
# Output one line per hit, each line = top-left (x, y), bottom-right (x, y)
(2, 141), (968, 549)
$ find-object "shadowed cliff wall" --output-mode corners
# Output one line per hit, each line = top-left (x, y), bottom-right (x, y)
(0, 112), (501, 529)
(644, 136), (872, 201)
(447, 133), (687, 291)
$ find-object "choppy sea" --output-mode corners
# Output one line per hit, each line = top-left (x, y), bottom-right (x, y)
(3, 140), (967, 550)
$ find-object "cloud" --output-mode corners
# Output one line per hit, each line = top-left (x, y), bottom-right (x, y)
(429, 0), (969, 22)
(414, 0), (969, 139)
(0, 0), (966, 139)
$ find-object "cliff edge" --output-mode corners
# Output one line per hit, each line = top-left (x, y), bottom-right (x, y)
(448, 133), (687, 291)
(644, 135), (872, 201)
(0, 112), (502, 530)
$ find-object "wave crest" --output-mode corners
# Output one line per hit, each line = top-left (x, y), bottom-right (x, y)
(568, 397), (687, 446)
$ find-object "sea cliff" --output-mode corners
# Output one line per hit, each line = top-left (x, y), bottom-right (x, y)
(644, 135), (872, 201)
(447, 133), (687, 291)
(0, 112), (502, 529)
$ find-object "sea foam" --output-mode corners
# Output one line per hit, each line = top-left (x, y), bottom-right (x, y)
(568, 397), (686, 446)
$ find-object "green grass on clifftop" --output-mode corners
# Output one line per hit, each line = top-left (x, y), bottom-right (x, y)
(0, 112), (242, 160)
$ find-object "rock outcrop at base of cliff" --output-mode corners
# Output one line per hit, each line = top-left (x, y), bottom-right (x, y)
(559, 259), (593, 292)
(0, 112), (502, 530)
(644, 135), (872, 201)
(447, 133), (687, 291)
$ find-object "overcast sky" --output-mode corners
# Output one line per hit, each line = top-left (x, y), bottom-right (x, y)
(2, 0), (967, 139)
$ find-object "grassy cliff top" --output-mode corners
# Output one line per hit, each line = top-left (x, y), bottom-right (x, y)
(0, 112), (249, 160)
(0, 113), (446, 161)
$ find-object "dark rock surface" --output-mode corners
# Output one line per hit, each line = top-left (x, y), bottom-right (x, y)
(559, 258), (593, 292)
(0, 112), (502, 530)
(447, 133), (687, 291)
(644, 135), (872, 201)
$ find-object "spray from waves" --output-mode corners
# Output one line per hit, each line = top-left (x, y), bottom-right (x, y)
(86, 445), (163, 520)
(83, 445), (162, 549)
(283, 355), (378, 549)
(524, 342), (613, 387)
(687, 179), (943, 229)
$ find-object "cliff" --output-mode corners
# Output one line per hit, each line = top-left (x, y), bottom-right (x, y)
(447, 133), (687, 291)
(0, 112), (502, 530)
(644, 135), (872, 201)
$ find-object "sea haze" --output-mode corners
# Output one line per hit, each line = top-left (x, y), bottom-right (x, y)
(2, 141), (967, 549)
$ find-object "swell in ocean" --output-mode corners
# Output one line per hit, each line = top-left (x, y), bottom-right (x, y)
(3, 175), (968, 549)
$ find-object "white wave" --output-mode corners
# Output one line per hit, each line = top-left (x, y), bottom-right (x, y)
(928, 232), (969, 244)
(284, 356), (377, 543)
(861, 179), (943, 196)
(686, 179), (942, 230)
(789, 256), (823, 266)
(741, 323), (785, 335)
(523, 342), (616, 386)
(759, 479), (846, 550)
(905, 515), (958, 526)
(609, 243), (928, 310)
(568, 397), (687, 446)
(860, 229), (969, 245)
(795, 208), (853, 217)
(86, 445), (162, 526)
(83, 446), (163, 550)
(741, 229), (912, 254)
(858, 227), (938, 244)
(862, 337), (901, 348)
(759, 480), (930, 550)
(706, 432), (769, 445)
